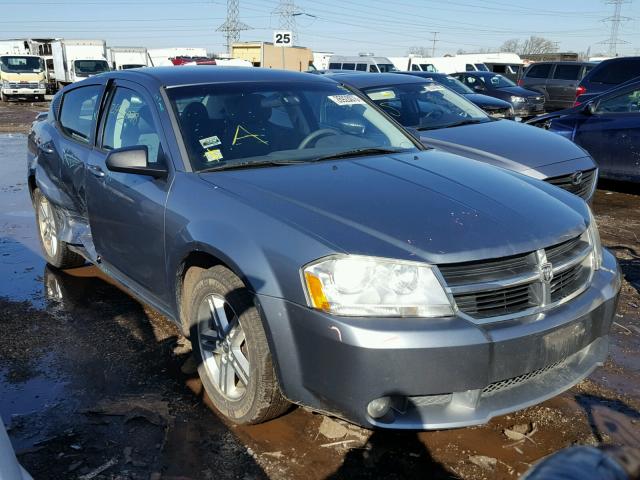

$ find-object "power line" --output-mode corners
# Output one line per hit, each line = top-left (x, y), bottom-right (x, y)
(217, 0), (251, 53)
(599, 0), (632, 56)
(272, 0), (302, 44)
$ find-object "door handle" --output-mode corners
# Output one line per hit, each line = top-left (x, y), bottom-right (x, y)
(39, 143), (54, 155)
(87, 164), (105, 178)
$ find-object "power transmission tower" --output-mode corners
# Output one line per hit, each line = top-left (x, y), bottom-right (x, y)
(217, 0), (251, 54)
(430, 31), (439, 57)
(273, 0), (302, 44)
(599, 0), (632, 56)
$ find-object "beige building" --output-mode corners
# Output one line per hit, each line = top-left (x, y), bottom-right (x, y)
(231, 42), (313, 71)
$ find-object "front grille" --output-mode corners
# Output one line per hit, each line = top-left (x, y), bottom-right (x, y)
(546, 169), (597, 201)
(439, 233), (593, 321)
(8, 82), (39, 89)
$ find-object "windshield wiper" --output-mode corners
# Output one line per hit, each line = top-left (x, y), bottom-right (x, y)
(309, 147), (407, 162)
(198, 158), (305, 172)
(441, 119), (486, 129)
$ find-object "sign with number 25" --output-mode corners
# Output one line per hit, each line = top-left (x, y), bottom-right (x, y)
(273, 31), (293, 47)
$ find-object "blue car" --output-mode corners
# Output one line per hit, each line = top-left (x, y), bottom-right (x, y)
(528, 78), (640, 183)
(27, 67), (620, 430)
(576, 56), (640, 105)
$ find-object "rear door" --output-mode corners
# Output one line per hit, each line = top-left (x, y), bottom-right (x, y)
(573, 85), (640, 181)
(51, 83), (104, 220)
(547, 64), (582, 109)
(85, 79), (173, 302)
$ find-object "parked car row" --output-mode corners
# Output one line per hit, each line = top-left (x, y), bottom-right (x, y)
(27, 66), (620, 432)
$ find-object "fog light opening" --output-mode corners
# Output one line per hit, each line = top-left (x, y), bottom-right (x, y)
(367, 396), (392, 419)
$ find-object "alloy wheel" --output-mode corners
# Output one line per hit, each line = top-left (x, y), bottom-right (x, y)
(38, 196), (58, 258)
(197, 294), (250, 400)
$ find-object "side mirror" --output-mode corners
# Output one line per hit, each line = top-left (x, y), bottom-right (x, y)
(105, 146), (167, 178)
(582, 102), (597, 115)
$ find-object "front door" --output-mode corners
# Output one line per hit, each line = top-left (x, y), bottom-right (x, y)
(85, 79), (173, 303)
(574, 85), (640, 181)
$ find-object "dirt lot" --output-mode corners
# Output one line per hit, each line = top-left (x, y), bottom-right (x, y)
(1, 102), (639, 480)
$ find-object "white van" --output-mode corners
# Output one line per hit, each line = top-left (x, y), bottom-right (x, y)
(389, 56), (488, 74)
(327, 55), (397, 73)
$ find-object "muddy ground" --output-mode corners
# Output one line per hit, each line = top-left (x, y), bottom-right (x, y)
(1, 104), (639, 480)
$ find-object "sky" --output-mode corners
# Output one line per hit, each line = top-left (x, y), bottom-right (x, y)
(1, 0), (639, 57)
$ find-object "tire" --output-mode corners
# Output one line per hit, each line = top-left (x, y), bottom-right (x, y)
(34, 188), (85, 269)
(186, 265), (290, 424)
(0, 92), (7, 102)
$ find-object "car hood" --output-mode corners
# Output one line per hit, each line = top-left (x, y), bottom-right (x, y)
(495, 86), (540, 97)
(420, 119), (590, 173)
(463, 93), (511, 109)
(200, 151), (588, 264)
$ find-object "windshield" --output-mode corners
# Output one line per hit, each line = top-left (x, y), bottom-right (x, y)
(74, 60), (110, 76)
(362, 81), (489, 131)
(475, 63), (489, 71)
(377, 63), (398, 72)
(167, 82), (418, 172)
(429, 75), (473, 95)
(0, 56), (44, 74)
(484, 74), (516, 88)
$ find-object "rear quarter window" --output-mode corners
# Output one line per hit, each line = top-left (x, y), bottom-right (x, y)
(553, 64), (582, 80)
(59, 85), (102, 143)
(525, 64), (552, 79)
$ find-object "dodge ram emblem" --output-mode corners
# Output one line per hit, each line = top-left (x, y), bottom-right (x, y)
(540, 262), (554, 283)
(571, 170), (583, 186)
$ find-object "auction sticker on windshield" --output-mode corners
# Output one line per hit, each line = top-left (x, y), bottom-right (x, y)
(367, 90), (397, 101)
(422, 84), (445, 92)
(204, 149), (224, 162)
(199, 135), (222, 149)
(328, 94), (366, 106)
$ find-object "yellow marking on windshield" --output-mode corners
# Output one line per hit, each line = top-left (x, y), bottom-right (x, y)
(232, 125), (268, 146)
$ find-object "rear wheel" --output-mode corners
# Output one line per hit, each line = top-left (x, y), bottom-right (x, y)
(34, 188), (85, 269)
(186, 265), (289, 424)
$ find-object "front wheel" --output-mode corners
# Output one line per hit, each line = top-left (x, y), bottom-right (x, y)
(0, 92), (7, 102)
(186, 265), (290, 424)
(34, 188), (85, 269)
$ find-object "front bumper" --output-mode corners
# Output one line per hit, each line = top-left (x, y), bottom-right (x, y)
(258, 249), (621, 429)
(1, 87), (46, 97)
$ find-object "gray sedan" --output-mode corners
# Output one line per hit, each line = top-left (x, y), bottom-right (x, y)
(27, 67), (620, 429)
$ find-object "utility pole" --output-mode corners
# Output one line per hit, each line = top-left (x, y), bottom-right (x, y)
(430, 31), (439, 57)
(217, 0), (251, 54)
(599, 0), (632, 56)
(273, 0), (302, 45)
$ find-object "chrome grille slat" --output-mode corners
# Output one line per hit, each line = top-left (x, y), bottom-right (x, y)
(546, 169), (597, 201)
(439, 233), (593, 321)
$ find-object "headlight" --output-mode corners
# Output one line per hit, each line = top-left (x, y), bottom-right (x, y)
(1, 80), (9, 88)
(587, 208), (603, 270)
(38, 82), (46, 89)
(302, 255), (454, 317)
(510, 96), (525, 103)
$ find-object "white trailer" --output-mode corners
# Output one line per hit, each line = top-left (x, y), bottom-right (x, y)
(148, 47), (207, 67)
(107, 46), (150, 70)
(52, 39), (110, 87)
(0, 40), (29, 55)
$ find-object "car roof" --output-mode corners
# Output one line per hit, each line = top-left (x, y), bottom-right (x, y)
(326, 72), (431, 89)
(400, 71), (448, 78)
(100, 66), (337, 88)
(458, 71), (496, 77)
(525, 61), (595, 67)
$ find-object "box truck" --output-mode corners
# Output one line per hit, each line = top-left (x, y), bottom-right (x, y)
(51, 39), (110, 88)
(107, 46), (150, 70)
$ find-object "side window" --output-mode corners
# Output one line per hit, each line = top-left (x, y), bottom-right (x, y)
(328, 62), (340, 69)
(465, 64), (474, 71)
(59, 85), (102, 143)
(553, 64), (581, 80)
(590, 60), (640, 84)
(369, 65), (380, 73)
(342, 63), (355, 70)
(526, 64), (552, 79)
(411, 64), (420, 71)
(356, 63), (367, 71)
(492, 65), (506, 73)
(102, 87), (162, 164)
(596, 88), (640, 114)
